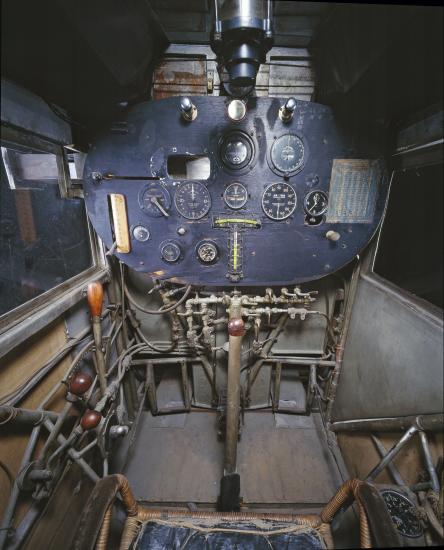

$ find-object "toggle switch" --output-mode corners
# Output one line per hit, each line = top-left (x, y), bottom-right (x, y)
(279, 97), (297, 123)
(180, 97), (197, 121)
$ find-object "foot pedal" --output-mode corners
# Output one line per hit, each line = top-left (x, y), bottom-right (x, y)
(218, 473), (241, 511)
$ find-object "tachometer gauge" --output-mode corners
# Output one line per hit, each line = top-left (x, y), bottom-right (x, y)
(224, 182), (248, 209)
(262, 183), (297, 221)
(220, 132), (254, 170)
(304, 190), (328, 216)
(174, 181), (211, 220)
(270, 134), (305, 175)
(139, 183), (171, 217)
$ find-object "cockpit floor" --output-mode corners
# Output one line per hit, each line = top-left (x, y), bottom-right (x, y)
(122, 411), (343, 510)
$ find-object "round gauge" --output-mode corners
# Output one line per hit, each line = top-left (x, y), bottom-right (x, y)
(270, 134), (305, 174)
(174, 181), (211, 220)
(139, 183), (171, 217)
(381, 490), (422, 538)
(132, 225), (150, 242)
(196, 241), (219, 264)
(304, 190), (328, 217)
(262, 183), (297, 221)
(160, 241), (181, 263)
(224, 183), (248, 209)
(220, 132), (254, 170)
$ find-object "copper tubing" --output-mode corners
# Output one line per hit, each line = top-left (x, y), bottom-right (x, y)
(321, 479), (371, 548)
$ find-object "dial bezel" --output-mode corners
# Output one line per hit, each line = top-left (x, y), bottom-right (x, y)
(159, 240), (182, 263)
(268, 133), (305, 176)
(223, 182), (248, 210)
(174, 181), (212, 220)
(131, 224), (150, 242)
(195, 240), (219, 264)
(303, 190), (329, 217)
(261, 182), (297, 221)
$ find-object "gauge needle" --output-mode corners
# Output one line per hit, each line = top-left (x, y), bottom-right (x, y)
(150, 196), (169, 217)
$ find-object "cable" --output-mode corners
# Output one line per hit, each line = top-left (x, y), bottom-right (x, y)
(134, 326), (177, 354)
(124, 283), (192, 315)
(0, 460), (14, 493)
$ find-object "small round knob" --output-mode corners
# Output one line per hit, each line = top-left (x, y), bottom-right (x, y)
(69, 372), (93, 396)
(80, 410), (102, 431)
(228, 318), (245, 337)
(87, 282), (103, 317)
(326, 230), (341, 242)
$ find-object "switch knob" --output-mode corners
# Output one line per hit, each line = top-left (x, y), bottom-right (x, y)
(326, 230), (341, 242)
(279, 97), (297, 122)
(180, 97), (197, 121)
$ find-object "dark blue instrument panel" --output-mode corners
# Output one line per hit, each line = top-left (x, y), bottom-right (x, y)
(84, 96), (388, 286)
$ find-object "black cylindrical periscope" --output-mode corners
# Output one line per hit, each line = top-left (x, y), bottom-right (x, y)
(211, 0), (273, 97)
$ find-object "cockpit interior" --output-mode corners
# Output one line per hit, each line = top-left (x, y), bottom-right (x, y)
(0, 1), (443, 549)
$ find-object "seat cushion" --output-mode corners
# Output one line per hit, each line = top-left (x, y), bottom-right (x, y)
(133, 518), (326, 550)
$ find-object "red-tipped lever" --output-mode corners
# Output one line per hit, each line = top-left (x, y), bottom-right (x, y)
(228, 318), (245, 337)
(80, 410), (102, 431)
(87, 281), (104, 318)
(86, 282), (107, 396)
(69, 372), (93, 397)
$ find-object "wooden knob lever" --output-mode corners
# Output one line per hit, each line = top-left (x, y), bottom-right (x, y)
(87, 282), (104, 317)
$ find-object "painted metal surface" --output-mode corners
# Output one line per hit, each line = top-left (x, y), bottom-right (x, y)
(332, 274), (444, 420)
(84, 96), (388, 286)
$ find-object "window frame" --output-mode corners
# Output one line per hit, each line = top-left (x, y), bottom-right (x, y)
(0, 124), (108, 347)
(364, 144), (443, 319)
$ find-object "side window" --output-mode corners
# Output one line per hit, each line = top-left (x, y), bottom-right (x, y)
(0, 133), (93, 317)
(373, 163), (443, 309)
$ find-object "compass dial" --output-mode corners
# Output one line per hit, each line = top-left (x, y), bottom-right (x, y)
(219, 132), (254, 170)
(262, 183), (297, 221)
(174, 181), (211, 220)
(270, 134), (305, 175)
(224, 182), (248, 209)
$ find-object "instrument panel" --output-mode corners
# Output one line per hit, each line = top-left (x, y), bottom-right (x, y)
(84, 96), (388, 286)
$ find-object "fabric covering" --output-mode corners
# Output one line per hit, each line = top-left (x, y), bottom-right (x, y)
(133, 518), (326, 550)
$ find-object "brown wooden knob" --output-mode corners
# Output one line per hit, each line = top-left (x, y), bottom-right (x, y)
(87, 282), (103, 317)
(69, 372), (93, 396)
(80, 410), (102, 430)
(228, 318), (245, 337)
